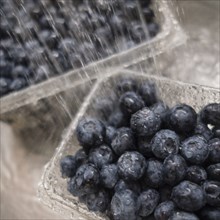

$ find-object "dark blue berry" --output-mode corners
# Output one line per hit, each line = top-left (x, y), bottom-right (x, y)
(207, 164), (220, 181)
(9, 77), (27, 91)
(194, 121), (213, 140)
(167, 104), (197, 135)
(171, 180), (206, 211)
(213, 127), (220, 138)
(154, 201), (175, 220)
(163, 154), (187, 186)
(138, 137), (153, 158)
(68, 163), (99, 197)
(118, 151), (146, 181)
(144, 158), (164, 188)
(186, 166), (207, 184)
(60, 155), (77, 178)
(137, 189), (160, 217)
(34, 65), (51, 83)
(0, 77), (11, 96)
(147, 22), (160, 38)
(129, 21), (146, 43)
(76, 118), (106, 152)
(150, 101), (169, 125)
(111, 127), (136, 156)
(108, 108), (129, 128)
(74, 149), (87, 165)
(138, 81), (157, 106)
(105, 126), (116, 145)
(151, 129), (179, 159)
(119, 91), (145, 115)
(86, 189), (110, 212)
(203, 181), (220, 207)
(111, 189), (138, 220)
(89, 145), (114, 169)
(100, 164), (119, 189)
(208, 138), (220, 163)
(200, 103), (220, 127)
(169, 211), (199, 220)
(130, 107), (161, 137)
(114, 179), (141, 194)
(199, 206), (220, 220)
(181, 135), (209, 164)
(117, 78), (137, 93)
(142, 7), (155, 23)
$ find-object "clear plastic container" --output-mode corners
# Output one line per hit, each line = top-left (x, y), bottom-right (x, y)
(38, 69), (219, 220)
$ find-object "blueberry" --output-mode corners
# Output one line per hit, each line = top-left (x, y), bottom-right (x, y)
(117, 78), (137, 93)
(151, 129), (179, 159)
(129, 21), (146, 43)
(74, 149), (87, 165)
(208, 138), (220, 163)
(69, 163), (100, 197)
(167, 104), (197, 135)
(111, 127), (136, 156)
(138, 81), (157, 106)
(34, 65), (51, 83)
(0, 77), (11, 96)
(137, 189), (160, 217)
(89, 145), (114, 169)
(200, 103), (220, 127)
(118, 151), (146, 181)
(168, 211), (199, 220)
(11, 65), (31, 79)
(142, 7), (155, 23)
(0, 59), (14, 77)
(138, 137), (153, 158)
(9, 77), (27, 91)
(58, 38), (76, 55)
(207, 164), (220, 181)
(119, 91), (145, 115)
(163, 154), (187, 186)
(154, 201), (175, 220)
(199, 206), (220, 220)
(150, 101), (169, 125)
(203, 181), (220, 207)
(194, 122), (213, 140)
(76, 118), (106, 152)
(60, 155), (77, 178)
(100, 164), (119, 189)
(186, 166), (207, 184)
(111, 189), (138, 220)
(114, 179), (141, 194)
(171, 180), (206, 211)
(144, 158), (164, 188)
(181, 135), (209, 164)
(38, 30), (59, 49)
(130, 107), (161, 137)
(108, 108), (129, 128)
(86, 189), (110, 212)
(105, 126), (116, 145)
(147, 22), (160, 38)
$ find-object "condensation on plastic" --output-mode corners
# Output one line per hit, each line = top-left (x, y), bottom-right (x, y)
(38, 69), (219, 220)
(0, 0), (187, 112)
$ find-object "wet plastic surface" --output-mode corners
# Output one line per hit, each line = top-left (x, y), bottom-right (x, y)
(38, 69), (220, 220)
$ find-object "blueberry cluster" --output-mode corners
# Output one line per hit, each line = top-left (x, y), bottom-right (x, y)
(60, 77), (220, 219)
(0, 0), (159, 97)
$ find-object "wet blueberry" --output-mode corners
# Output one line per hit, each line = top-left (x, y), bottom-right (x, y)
(194, 121), (213, 140)
(118, 151), (146, 181)
(200, 103), (220, 127)
(171, 180), (206, 211)
(89, 145), (114, 169)
(119, 91), (145, 116)
(111, 127), (136, 156)
(137, 189), (160, 217)
(76, 118), (106, 152)
(0, 77), (11, 96)
(181, 135), (209, 164)
(60, 155), (77, 178)
(154, 201), (175, 220)
(168, 211), (199, 220)
(186, 165), (207, 184)
(208, 138), (220, 163)
(114, 179), (141, 194)
(207, 164), (220, 181)
(111, 189), (138, 220)
(108, 108), (129, 128)
(138, 137), (153, 158)
(203, 180), (220, 207)
(144, 158), (164, 188)
(151, 129), (180, 159)
(130, 107), (161, 137)
(147, 22), (160, 38)
(105, 126), (116, 145)
(163, 154), (187, 186)
(167, 104), (197, 135)
(100, 164), (119, 189)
